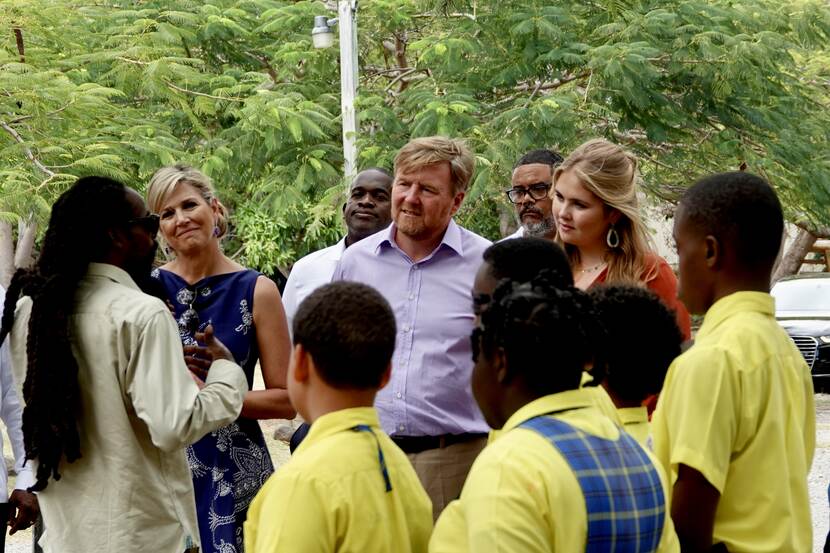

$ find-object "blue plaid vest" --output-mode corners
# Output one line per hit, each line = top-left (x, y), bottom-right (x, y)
(520, 414), (666, 553)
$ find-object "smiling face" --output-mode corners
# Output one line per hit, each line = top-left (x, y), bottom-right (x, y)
(392, 161), (464, 243)
(343, 170), (393, 243)
(157, 182), (220, 256)
(552, 169), (618, 249)
(511, 163), (555, 238)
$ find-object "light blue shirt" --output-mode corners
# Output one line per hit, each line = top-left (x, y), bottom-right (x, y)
(333, 220), (491, 437)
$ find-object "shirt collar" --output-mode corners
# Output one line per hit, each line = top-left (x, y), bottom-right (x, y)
(376, 219), (464, 259)
(501, 388), (597, 433)
(295, 407), (381, 455)
(86, 262), (142, 292)
(617, 406), (648, 425)
(696, 291), (774, 341)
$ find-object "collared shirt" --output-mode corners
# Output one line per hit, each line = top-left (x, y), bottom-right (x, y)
(497, 226), (525, 242)
(282, 237), (348, 333)
(618, 406), (650, 446)
(8, 263), (248, 553)
(332, 220), (491, 437)
(429, 389), (679, 553)
(0, 285), (34, 501)
(244, 407), (432, 553)
(652, 291), (815, 553)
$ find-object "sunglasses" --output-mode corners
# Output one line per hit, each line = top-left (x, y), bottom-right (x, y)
(126, 213), (160, 235)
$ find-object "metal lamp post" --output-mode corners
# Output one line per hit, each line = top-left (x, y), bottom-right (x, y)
(312, 1), (359, 187)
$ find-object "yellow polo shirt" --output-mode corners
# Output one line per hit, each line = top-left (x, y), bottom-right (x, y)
(652, 292), (815, 552)
(244, 407), (432, 553)
(619, 406), (650, 446)
(430, 389), (679, 553)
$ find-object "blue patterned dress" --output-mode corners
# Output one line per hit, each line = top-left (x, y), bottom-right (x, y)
(151, 268), (275, 553)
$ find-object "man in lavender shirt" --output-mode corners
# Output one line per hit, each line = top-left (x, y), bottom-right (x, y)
(332, 136), (491, 518)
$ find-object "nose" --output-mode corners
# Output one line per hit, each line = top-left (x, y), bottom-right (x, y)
(357, 195), (375, 207)
(556, 200), (570, 221)
(520, 193), (536, 206)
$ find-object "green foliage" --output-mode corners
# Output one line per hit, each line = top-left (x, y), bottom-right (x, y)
(2, 0), (830, 272)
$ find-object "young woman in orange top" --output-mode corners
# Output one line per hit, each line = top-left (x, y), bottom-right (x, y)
(551, 138), (691, 341)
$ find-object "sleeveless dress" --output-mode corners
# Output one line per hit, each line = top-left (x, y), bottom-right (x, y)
(151, 268), (275, 553)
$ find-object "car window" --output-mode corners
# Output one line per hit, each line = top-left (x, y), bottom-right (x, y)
(771, 278), (830, 312)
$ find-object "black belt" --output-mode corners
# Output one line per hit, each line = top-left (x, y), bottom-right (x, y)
(392, 433), (487, 454)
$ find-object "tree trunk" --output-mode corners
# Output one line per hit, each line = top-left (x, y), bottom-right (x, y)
(772, 227), (817, 283)
(0, 222), (14, 288)
(14, 217), (37, 270)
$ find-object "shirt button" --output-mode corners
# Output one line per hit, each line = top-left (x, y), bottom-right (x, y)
(403, 325), (410, 332)
(413, 265), (420, 270)
(409, 294), (415, 301)
(396, 392), (402, 399)
(398, 424), (405, 431)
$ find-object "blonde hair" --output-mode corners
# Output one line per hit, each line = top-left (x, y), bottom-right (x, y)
(553, 139), (657, 285)
(394, 136), (475, 194)
(146, 164), (229, 239)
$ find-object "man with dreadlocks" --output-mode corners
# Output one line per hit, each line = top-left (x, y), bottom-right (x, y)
(0, 176), (249, 553)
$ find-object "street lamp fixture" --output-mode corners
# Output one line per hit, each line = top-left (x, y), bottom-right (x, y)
(312, 1), (359, 186)
(311, 16), (336, 50)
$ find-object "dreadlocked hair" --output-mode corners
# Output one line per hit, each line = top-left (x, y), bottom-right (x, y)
(0, 176), (134, 491)
(476, 269), (606, 396)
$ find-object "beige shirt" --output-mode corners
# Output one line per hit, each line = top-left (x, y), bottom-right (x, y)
(9, 263), (248, 553)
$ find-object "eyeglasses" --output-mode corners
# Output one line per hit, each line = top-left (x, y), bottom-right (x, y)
(126, 214), (160, 235)
(505, 183), (551, 204)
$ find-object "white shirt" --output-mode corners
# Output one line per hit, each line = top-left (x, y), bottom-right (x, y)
(498, 227), (526, 242)
(0, 285), (35, 502)
(8, 263), (248, 553)
(282, 237), (347, 332)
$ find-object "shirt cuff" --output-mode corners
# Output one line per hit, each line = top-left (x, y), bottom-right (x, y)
(14, 465), (35, 492)
(205, 359), (248, 393)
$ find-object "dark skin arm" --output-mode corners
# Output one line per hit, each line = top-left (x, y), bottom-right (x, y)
(672, 464), (721, 553)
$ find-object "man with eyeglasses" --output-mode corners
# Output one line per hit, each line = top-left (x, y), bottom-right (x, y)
(502, 149), (564, 241)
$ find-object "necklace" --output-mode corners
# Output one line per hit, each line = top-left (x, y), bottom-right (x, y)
(579, 261), (606, 274)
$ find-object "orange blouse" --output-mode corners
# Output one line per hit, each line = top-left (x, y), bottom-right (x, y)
(593, 253), (692, 341)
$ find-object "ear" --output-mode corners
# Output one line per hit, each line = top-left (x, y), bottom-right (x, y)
(704, 235), (721, 269)
(291, 344), (311, 384)
(377, 362), (392, 390)
(607, 208), (622, 225)
(449, 190), (466, 217)
(493, 346), (511, 386)
(107, 226), (129, 251)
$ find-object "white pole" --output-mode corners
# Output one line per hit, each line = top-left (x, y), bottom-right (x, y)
(338, 0), (358, 187)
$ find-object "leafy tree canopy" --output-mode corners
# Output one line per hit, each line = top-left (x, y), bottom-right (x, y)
(2, 0), (829, 275)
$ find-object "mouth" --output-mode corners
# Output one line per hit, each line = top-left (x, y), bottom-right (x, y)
(352, 211), (376, 220)
(520, 209), (542, 221)
(400, 209), (421, 217)
(177, 228), (199, 238)
(558, 223), (574, 232)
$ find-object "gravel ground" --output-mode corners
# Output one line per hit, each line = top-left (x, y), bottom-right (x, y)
(3, 394), (829, 551)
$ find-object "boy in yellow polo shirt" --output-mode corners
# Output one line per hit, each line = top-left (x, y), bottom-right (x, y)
(652, 172), (815, 552)
(430, 273), (679, 553)
(244, 282), (432, 553)
(590, 285), (684, 445)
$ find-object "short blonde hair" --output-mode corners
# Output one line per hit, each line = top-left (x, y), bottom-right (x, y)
(146, 164), (229, 238)
(553, 139), (656, 285)
(394, 136), (475, 194)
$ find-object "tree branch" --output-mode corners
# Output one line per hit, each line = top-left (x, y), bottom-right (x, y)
(163, 80), (246, 102)
(13, 28), (25, 63)
(0, 120), (55, 177)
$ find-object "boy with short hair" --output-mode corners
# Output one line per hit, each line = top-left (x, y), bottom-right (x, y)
(430, 272), (679, 552)
(591, 285), (684, 445)
(651, 172), (815, 552)
(244, 282), (432, 553)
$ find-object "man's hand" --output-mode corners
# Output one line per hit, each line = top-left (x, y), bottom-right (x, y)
(182, 325), (235, 382)
(8, 489), (38, 535)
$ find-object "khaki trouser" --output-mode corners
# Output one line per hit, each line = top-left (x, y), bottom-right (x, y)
(406, 437), (487, 521)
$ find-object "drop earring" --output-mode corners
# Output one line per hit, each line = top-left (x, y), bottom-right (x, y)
(606, 224), (620, 249)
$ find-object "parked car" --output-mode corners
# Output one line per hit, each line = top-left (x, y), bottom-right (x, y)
(771, 273), (830, 390)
